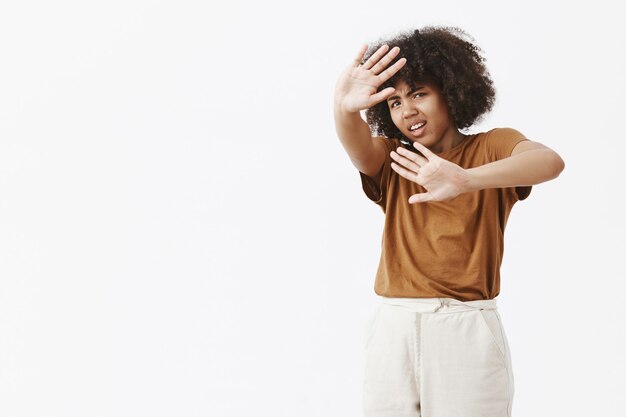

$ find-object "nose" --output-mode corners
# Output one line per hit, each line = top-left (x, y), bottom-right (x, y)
(402, 105), (418, 119)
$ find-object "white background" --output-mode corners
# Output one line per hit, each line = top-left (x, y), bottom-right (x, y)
(1, 1), (624, 416)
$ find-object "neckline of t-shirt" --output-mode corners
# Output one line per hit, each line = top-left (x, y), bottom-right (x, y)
(434, 132), (480, 156)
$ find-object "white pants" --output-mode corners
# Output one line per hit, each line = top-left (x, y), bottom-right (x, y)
(363, 296), (514, 417)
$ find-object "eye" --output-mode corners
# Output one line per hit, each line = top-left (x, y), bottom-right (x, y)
(390, 101), (399, 108)
(414, 93), (425, 99)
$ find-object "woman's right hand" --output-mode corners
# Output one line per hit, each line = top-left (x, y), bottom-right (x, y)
(334, 44), (407, 113)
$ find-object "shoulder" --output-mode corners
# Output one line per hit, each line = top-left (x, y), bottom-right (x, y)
(372, 136), (403, 150)
(484, 127), (527, 140)
(478, 127), (529, 160)
(369, 136), (404, 163)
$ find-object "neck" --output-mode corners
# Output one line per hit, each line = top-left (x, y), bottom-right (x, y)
(431, 126), (466, 154)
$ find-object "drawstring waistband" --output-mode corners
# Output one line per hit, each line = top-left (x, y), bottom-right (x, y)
(380, 296), (497, 313)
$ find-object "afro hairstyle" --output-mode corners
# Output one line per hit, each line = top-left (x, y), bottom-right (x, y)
(363, 25), (496, 141)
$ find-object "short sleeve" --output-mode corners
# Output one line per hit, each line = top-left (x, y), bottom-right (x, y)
(357, 137), (398, 209)
(484, 127), (532, 201)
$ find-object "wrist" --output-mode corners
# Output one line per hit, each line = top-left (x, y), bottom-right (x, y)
(462, 167), (482, 193)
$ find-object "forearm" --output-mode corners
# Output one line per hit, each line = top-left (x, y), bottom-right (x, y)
(464, 149), (564, 192)
(333, 103), (374, 164)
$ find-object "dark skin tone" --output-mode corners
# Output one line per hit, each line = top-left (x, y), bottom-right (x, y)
(335, 44), (472, 202)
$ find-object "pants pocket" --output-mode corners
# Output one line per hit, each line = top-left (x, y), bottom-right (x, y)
(477, 309), (515, 416)
(476, 309), (508, 365)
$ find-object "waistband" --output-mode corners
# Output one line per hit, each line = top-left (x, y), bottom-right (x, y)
(380, 296), (497, 313)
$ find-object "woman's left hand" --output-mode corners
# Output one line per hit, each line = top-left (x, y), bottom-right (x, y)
(390, 141), (472, 204)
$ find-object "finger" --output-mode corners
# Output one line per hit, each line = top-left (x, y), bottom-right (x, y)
(377, 57), (407, 83)
(367, 86), (396, 107)
(395, 146), (427, 167)
(352, 44), (368, 68)
(409, 193), (430, 204)
(390, 150), (421, 172)
(391, 161), (419, 183)
(360, 44), (390, 71)
(369, 46), (401, 75)
(411, 140), (437, 160)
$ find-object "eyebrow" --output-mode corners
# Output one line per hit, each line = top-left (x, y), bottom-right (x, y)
(387, 86), (425, 102)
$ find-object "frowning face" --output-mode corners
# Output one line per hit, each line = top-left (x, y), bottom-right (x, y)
(387, 79), (464, 155)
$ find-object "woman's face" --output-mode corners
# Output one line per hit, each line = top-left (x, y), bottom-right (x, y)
(386, 79), (460, 154)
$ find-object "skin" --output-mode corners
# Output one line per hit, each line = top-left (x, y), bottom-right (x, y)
(391, 140), (565, 204)
(334, 43), (565, 204)
(382, 57), (564, 205)
(386, 79), (468, 155)
(390, 143), (474, 203)
(334, 44), (407, 114)
(385, 78), (475, 203)
(333, 44), (407, 181)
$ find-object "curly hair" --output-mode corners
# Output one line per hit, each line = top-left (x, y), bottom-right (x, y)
(363, 26), (496, 140)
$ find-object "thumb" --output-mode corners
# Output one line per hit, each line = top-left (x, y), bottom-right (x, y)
(409, 193), (430, 204)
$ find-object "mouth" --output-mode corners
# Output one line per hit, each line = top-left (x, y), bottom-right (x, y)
(407, 121), (426, 137)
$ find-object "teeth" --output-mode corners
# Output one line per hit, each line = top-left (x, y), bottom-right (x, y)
(410, 122), (425, 131)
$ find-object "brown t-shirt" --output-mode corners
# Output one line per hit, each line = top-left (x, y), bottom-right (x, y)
(358, 127), (532, 301)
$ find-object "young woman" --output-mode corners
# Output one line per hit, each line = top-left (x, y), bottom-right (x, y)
(333, 26), (564, 417)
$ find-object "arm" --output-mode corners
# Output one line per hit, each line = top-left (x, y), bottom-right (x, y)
(463, 140), (565, 193)
(388, 139), (565, 204)
(333, 43), (406, 179)
(333, 105), (386, 178)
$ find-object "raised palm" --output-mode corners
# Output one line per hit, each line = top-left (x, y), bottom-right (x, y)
(334, 44), (407, 113)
